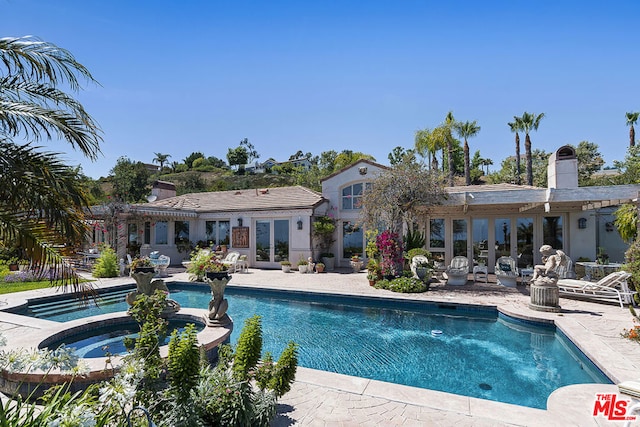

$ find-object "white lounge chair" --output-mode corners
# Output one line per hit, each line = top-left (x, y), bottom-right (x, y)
(557, 271), (635, 308)
(496, 256), (518, 287)
(444, 256), (469, 286)
(221, 251), (241, 272)
(151, 255), (171, 277)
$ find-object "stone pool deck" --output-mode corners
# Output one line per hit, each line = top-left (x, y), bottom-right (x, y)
(0, 268), (639, 426)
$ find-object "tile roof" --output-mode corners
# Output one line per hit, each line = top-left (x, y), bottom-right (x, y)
(134, 186), (325, 213)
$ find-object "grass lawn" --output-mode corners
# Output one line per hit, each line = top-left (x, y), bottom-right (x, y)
(0, 279), (95, 294)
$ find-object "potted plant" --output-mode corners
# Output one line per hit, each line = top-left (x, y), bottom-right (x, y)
(313, 215), (336, 269)
(315, 262), (325, 273)
(414, 259), (433, 281)
(366, 271), (377, 286)
(597, 247), (609, 265)
(280, 260), (292, 273)
(350, 255), (363, 273)
(204, 258), (230, 280)
(297, 257), (309, 274)
(130, 256), (155, 273)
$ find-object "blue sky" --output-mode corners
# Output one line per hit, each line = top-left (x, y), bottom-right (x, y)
(3, 0), (639, 178)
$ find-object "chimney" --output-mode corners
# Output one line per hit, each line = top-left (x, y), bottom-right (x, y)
(151, 180), (177, 200)
(547, 146), (578, 189)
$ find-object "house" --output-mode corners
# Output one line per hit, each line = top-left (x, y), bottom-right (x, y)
(109, 185), (326, 268)
(97, 146), (638, 272)
(422, 146), (640, 271)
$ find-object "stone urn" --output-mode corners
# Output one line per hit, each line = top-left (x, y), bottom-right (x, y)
(529, 276), (561, 312)
(204, 275), (231, 326)
(350, 260), (363, 273)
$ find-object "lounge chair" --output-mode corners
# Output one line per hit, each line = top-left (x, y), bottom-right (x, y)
(151, 255), (171, 277)
(444, 256), (469, 286)
(557, 271), (635, 308)
(496, 256), (518, 287)
(221, 251), (241, 272)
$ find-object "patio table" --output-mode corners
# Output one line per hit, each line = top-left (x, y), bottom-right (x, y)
(576, 261), (623, 281)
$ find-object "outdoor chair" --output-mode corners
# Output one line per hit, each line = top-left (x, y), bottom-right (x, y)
(557, 271), (635, 308)
(151, 255), (171, 277)
(221, 251), (241, 271)
(444, 256), (469, 286)
(495, 256), (518, 287)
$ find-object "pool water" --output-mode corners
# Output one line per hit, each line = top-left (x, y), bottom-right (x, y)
(12, 284), (610, 409)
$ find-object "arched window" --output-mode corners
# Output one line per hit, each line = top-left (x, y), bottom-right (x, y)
(341, 182), (371, 210)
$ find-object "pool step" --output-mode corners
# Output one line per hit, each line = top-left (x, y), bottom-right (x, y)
(29, 289), (132, 317)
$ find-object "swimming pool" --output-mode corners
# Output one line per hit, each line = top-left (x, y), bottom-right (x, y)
(9, 283), (611, 409)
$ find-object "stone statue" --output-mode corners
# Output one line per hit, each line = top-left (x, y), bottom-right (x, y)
(204, 276), (230, 326)
(531, 245), (567, 285)
(126, 271), (180, 315)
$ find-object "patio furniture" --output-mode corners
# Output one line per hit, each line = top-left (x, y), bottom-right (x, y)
(575, 261), (623, 281)
(496, 256), (518, 287)
(557, 271), (635, 308)
(473, 265), (488, 283)
(151, 255), (171, 277)
(221, 251), (241, 272)
(236, 254), (249, 273)
(444, 256), (469, 286)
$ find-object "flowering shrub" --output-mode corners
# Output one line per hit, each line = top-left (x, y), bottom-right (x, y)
(186, 248), (228, 281)
(376, 230), (404, 278)
(373, 276), (428, 293)
(3, 268), (64, 283)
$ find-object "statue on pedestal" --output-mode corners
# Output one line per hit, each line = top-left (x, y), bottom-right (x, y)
(126, 271), (180, 315)
(531, 245), (567, 285)
(204, 276), (231, 326)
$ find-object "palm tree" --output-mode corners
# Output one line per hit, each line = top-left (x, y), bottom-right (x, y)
(519, 112), (545, 186)
(153, 152), (171, 170)
(414, 128), (442, 170)
(444, 111), (456, 186)
(480, 158), (493, 176)
(508, 118), (523, 185)
(454, 120), (481, 185)
(0, 36), (102, 288)
(626, 112), (639, 148)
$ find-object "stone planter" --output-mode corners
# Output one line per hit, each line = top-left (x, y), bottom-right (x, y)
(281, 265), (291, 273)
(133, 266), (155, 274)
(298, 264), (308, 274)
(529, 282), (561, 312)
(415, 267), (431, 281)
(205, 271), (231, 281)
(316, 264), (325, 273)
(322, 256), (335, 271)
(350, 261), (363, 273)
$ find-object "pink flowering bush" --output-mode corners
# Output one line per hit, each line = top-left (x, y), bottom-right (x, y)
(376, 230), (404, 278)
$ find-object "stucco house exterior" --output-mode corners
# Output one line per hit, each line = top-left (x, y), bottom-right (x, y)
(96, 146), (638, 273)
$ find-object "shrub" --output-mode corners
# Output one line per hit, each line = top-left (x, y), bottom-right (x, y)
(92, 246), (119, 278)
(624, 238), (640, 304)
(374, 276), (428, 293)
(406, 247), (431, 261)
(168, 323), (200, 401)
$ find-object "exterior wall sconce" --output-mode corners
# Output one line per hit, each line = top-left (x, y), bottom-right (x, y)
(605, 222), (614, 232)
(358, 166), (368, 175)
(297, 217), (303, 230)
(578, 217), (587, 229)
(237, 217), (243, 227)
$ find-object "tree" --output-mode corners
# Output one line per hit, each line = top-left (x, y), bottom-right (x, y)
(240, 138), (260, 163)
(518, 112), (545, 186)
(453, 120), (481, 186)
(626, 112), (639, 148)
(361, 160), (446, 235)
(444, 111), (456, 186)
(0, 36), (102, 287)
(414, 128), (441, 170)
(227, 146), (249, 173)
(110, 156), (151, 202)
(289, 150), (304, 160)
(206, 155), (228, 169)
(183, 151), (205, 170)
(333, 150), (376, 171)
(318, 150), (338, 173)
(574, 141), (604, 186)
(614, 203), (638, 243)
(488, 149), (550, 187)
(612, 146), (640, 185)
(388, 146), (415, 165)
(152, 152), (171, 170)
(508, 118), (523, 185)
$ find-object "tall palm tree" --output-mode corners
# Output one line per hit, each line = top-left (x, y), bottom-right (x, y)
(0, 36), (102, 288)
(444, 111), (456, 186)
(519, 112), (545, 186)
(626, 112), (639, 148)
(508, 118), (523, 185)
(153, 152), (171, 170)
(454, 120), (481, 186)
